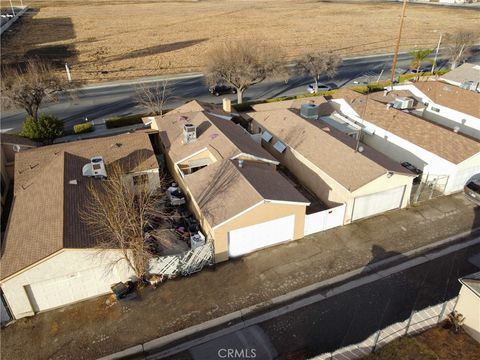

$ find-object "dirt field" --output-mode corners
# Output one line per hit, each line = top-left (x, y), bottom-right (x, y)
(1, 0), (478, 82)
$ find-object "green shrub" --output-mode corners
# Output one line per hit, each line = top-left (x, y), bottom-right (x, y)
(105, 114), (145, 129)
(437, 69), (449, 75)
(74, 122), (94, 134)
(19, 115), (64, 144)
(350, 85), (369, 94)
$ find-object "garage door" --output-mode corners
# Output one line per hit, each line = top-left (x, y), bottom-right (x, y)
(25, 267), (116, 313)
(352, 186), (405, 221)
(228, 215), (295, 257)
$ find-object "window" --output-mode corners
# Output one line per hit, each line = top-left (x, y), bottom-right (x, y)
(133, 174), (149, 186)
(261, 131), (273, 142)
(273, 141), (287, 153)
(431, 107), (440, 113)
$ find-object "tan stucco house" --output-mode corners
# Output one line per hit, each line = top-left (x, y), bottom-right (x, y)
(145, 100), (310, 263)
(246, 98), (416, 223)
(0, 131), (160, 320)
(456, 272), (480, 343)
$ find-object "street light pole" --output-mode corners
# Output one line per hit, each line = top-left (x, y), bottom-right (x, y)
(431, 32), (443, 74)
(390, 0), (408, 84)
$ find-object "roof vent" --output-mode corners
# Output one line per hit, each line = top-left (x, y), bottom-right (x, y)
(453, 126), (460, 133)
(183, 123), (197, 144)
(69, 179), (78, 185)
(111, 142), (122, 148)
(12, 144), (21, 152)
(82, 156), (107, 179)
(300, 103), (319, 119)
(238, 159), (244, 168)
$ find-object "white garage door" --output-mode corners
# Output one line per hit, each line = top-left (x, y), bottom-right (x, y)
(25, 267), (116, 313)
(228, 215), (295, 257)
(352, 186), (405, 221)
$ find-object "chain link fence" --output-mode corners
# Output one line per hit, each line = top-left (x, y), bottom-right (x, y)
(312, 297), (459, 360)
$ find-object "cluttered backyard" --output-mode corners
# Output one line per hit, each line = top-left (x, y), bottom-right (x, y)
(1, 0), (479, 82)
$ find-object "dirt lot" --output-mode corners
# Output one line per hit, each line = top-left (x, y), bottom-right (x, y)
(1, 0), (479, 81)
(364, 324), (480, 360)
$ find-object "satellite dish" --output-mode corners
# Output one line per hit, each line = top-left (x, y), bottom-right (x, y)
(12, 144), (21, 152)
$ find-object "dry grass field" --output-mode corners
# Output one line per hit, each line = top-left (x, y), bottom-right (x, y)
(1, 0), (478, 82)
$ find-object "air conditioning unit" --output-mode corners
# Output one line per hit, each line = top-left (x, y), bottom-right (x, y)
(82, 156), (107, 179)
(392, 97), (414, 110)
(300, 103), (319, 119)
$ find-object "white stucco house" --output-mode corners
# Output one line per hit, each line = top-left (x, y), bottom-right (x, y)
(332, 89), (480, 195)
(392, 82), (480, 140)
(0, 131), (160, 320)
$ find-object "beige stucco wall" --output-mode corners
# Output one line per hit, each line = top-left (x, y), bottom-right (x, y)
(251, 120), (413, 224)
(213, 201), (307, 262)
(456, 285), (480, 343)
(0, 249), (134, 319)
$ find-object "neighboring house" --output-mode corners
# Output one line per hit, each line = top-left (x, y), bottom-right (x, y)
(392, 82), (480, 140)
(456, 272), (480, 343)
(332, 88), (480, 194)
(245, 99), (415, 224)
(146, 100), (312, 263)
(0, 131), (160, 320)
(0, 134), (39, 218)
(440, 63), (480, 89)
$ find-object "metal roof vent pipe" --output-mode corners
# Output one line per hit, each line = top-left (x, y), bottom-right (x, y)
(238, 159), (244, 168)
(223, 98), (232, 113)
(453, 126), (460, 133)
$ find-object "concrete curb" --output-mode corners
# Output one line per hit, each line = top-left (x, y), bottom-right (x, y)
(97, 229), (480, 359)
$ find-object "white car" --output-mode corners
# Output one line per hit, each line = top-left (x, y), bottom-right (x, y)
(307, 83), (332, 94)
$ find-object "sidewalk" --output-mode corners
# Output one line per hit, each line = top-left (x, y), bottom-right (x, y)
(2, 193), (479, 360)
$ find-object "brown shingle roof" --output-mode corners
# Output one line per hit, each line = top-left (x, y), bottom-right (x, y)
(0, 133), (40, 147)
(184, 160), (308, 227)
(1, 131), (158, 279)
(151, 101), (308, 227)
(414, 81), (480, 118)
(340, 92), (480, 164)
(247, 108), (412, 191)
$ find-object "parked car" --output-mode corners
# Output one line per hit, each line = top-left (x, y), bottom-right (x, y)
(401, 161), (423, 184)
(410, 66), (431, 74)
(307, 83), (332, 94)
(464, 174), (480, 206)
(209, 84), (236, 96)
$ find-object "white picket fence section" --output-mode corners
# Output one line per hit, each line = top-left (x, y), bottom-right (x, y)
(148, 242), (214, 277)
(312, 297), (458, 360)
(304, 204), (346, 236)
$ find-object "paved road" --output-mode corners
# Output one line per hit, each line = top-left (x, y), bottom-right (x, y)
(2, 50), (479, 133)
(156, 241), (480, 360)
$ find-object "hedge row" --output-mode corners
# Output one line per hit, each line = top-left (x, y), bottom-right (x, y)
(73, 122), (94, 134)
(105, 114), (146, 129)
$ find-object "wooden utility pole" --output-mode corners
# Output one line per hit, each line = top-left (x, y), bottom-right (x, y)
(390, 0), (408, 84)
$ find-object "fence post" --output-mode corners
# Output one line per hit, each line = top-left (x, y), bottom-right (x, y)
(372, 329), (382, 352)
(437, 301), (448, 324)
(404, 310), (414, 335)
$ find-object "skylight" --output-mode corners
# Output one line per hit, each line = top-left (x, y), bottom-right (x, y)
(261, 131), (273, 142)
(273, 140), (286, 153)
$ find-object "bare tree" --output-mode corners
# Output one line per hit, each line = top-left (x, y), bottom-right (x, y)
(81, 161), (170, 278)
(136, 80), (172, 116)
(444, 31), (478, 69)
(296, 51), (342, 93)
(1, 58), (69, 121)
(204, 40), (286, 104)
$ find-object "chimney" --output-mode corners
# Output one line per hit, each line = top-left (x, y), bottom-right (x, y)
(183, 123), (197, 144)
(223, 98), (232, 113)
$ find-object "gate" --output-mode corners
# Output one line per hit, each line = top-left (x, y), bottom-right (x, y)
(412, 173), (449, 204)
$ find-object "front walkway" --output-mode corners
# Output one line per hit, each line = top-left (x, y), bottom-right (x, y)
(2, 193), (479, 360)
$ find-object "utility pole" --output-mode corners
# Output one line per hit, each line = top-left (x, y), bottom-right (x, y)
(390, 0), (408, 84)
(431, 32), (443, 74)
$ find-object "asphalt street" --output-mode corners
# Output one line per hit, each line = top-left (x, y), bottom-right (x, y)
(157, 241), (480, 360)
(2, 50), (479, 133)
